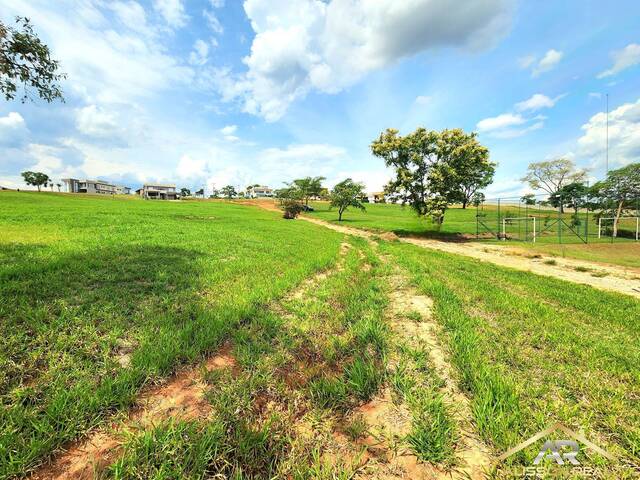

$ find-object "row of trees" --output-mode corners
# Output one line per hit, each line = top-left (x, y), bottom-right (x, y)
(520, 160), (640, 236)
(276, 176), (365, 221)
(21, 171), (61, 191)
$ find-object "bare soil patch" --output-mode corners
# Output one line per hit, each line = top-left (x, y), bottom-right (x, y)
(31, 347), (237, 480)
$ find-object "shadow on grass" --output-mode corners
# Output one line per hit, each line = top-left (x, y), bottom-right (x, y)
(0, 244), (240, 478)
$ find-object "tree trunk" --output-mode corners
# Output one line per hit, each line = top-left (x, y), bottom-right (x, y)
(338, 208), (343, 221)
(37, 185), (41, 191)
(462, 199), (467, 209)
(613, 199), (624, 237)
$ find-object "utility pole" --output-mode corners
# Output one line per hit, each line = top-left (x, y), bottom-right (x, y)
(606, 93), (609, 174)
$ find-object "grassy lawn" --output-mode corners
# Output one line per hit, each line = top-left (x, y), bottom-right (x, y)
(0, 191), (343, 477)
(2, 191), (638, 478)
(382, 241), (640, 477)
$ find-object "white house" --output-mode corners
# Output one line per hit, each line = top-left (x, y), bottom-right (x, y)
(247, 185), (274, 198)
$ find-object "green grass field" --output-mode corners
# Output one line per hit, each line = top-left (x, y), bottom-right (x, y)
(1, 192), (639, 478)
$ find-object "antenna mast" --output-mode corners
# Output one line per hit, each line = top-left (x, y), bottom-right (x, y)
(606, 93), (609, 174)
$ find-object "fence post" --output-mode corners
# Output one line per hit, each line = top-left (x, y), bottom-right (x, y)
(497, 198), (501, 240)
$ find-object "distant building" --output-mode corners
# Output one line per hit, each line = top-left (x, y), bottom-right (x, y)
(367, 192), (386, 203)
(63, 178), (130, 195)
(248, 185), (274, 198)
(139, 183), (177, 200)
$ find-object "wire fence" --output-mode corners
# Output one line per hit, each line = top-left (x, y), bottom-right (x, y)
(475, 194), (640, 244)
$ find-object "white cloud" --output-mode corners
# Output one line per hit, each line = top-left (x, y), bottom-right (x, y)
(216, 0), (512, 121)
(210, 0), (225, 7)
(515, 93), (564, 112)
(220, 125), (237, 135)
(477, 113), (526, 132)
(76, 105), (121, 139)
(109, 1), (150, 34)
(520, 49), (563, 77)
(0, 112), (29, 147)
(189, 39), (210, 65)
(476, 113), (544, 138)
(533, 49), (563, 76)
(257, 143), (348, 182)
(26, 144), (64, 174)
(153, 0), (188, 28)
(176, 154), (209, 179)
(219, 125), (239, 141)
(203, 9), (224, 34)
(577, 97), (640, 169)
(597, 43), (640, 78)
(1, 2), (193, 104)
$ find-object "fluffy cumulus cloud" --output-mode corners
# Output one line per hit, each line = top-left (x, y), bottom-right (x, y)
(578, 98), (640, 169)
(0, 112), (29, 147)
(598, 43), (640, 78)
(217, 0), (512, 121)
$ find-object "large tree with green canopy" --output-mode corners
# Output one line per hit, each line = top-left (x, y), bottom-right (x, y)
(371, 127), (494, 225)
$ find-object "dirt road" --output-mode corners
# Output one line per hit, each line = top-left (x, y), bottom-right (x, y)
(244, 201), (640, 299)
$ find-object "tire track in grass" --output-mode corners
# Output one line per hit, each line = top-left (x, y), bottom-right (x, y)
(30, 346), (237, 480)
(382, 262), (492, 480)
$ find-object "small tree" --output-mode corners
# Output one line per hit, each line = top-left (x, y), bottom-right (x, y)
(549, 182), (589, 214)
(292, 176), (326, 206)
(194, 188), (204, 198)
(521, 158), (587, 213)
(210, 189), (220, 199)
(521, 193), (536, 206)
(180, 187), (191, 197)
(471, 192), (485, 207)
(56, 182), (61, 192)
(1, 17), (66, 102)
(276, 185), (304, 219)
(21, 171), (49, 191)
(330, 178), (366, 221)
(220, 185), (236, 199)
(591, 163), (640, 237)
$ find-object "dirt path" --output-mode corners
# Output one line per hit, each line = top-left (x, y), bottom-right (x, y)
(31, 348), (236, 480)
(384, 270), (492, 479)
(294, 213), (640, 299)
(246, 200), (640, 298)
(400, 236), (640, 299)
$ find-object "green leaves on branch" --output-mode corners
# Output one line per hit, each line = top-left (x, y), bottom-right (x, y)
(1, 17), (66, 103)
(371, 127), (495, 225)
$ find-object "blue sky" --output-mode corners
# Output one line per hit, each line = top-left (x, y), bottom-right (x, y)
(1, 0), (639, 197)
